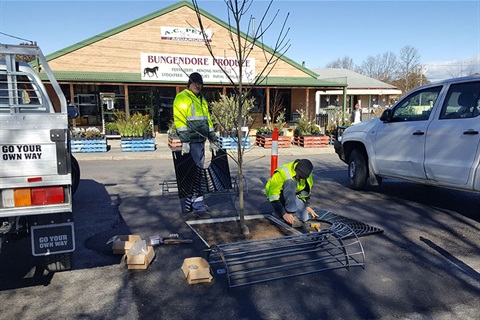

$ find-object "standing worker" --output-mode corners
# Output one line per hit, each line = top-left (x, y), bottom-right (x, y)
(351, 103), (362, 125)
(265, 159), (319, 227)
(173, 72), (218, 215)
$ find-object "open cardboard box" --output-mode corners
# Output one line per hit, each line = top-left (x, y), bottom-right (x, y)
(126, 245), (155, 270)
(112, 235), (142, 254)
(181, 257), (213, 284)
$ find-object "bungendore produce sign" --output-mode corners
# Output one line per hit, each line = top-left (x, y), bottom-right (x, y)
(140, 53), (256, 83)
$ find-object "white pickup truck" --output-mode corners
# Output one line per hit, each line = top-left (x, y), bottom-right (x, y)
(335, 75), (480, 192)
(0, 44), (80, 271)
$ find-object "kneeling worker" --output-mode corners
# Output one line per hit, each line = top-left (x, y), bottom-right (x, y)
(265, 159), (319, 227)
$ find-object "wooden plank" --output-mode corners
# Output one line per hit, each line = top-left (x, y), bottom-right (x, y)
(292, 135), (330, 148)
(255, 135), (291, 148)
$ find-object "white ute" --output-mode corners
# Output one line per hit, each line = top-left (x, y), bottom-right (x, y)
(0, 44), (80, 271)
(335, 75), (480, 192)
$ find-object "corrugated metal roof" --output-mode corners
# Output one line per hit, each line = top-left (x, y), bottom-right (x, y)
(311, 68), (399, 89)
(258, 76), (346, 87)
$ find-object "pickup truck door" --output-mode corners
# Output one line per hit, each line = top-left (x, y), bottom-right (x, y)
(424, 81), (480, 186)
(374, 86), (442, 179)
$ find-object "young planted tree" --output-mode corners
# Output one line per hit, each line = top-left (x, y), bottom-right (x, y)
(191, 0), (291, 234)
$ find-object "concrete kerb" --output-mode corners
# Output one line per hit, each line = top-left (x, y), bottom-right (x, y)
(72, 134), (335, 161)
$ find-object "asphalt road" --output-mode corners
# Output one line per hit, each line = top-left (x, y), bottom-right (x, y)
(1, 153), (479, 320)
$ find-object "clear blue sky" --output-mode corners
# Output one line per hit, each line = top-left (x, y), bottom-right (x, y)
(1, 0), (479, 81)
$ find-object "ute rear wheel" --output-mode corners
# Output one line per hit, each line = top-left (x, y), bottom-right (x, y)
(348, 148), (368, 190)
(71, 155), (80, 195)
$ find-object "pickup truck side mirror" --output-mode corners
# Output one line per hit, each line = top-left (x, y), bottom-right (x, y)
(67, 105), (79, 119)
(380, 109), (393, 122)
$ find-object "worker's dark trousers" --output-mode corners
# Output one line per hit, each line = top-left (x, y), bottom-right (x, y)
(281, 179), (309, 222)
(186, 142), (207, 213)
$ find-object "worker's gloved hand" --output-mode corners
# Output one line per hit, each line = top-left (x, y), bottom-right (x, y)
(208, 131), (217, 142)
(181, 142), (190, 155)
(210, 140), (220, 155)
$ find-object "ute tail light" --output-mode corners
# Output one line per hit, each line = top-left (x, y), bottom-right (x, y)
(2, 186), (65, 208)
(14, 188), (32, 206)
(31, 187), (64, 205)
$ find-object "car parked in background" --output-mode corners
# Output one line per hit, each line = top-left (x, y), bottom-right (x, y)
(335, 75), (480, 192)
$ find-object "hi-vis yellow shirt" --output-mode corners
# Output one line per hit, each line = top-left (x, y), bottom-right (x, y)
(265, 160), (313, 202)
(173, 89), (214, 143)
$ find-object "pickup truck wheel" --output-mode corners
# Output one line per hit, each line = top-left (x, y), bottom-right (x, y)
(348, 149), (368, 190)
(71, 156), (80, 195)
(44, 252), (73, 272)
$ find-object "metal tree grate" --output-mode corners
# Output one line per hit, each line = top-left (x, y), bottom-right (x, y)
(316, 209), (384, 239)
(171, 149), (232, 199)
(208, 225), (365, 290)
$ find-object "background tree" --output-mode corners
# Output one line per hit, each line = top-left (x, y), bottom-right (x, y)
(325, 45), (428, 92)
(395, 45), (422, 93)
(325, 55), (355, 70)
(358, 51), (398, 83)
(192, 0), (290, 234)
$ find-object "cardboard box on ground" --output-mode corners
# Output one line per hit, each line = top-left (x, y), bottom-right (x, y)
(181, 257), (213, 284)
(111, 235), (155, 270)
(126, 245), (155, 270)
(112, 235), (142, 254)
(110, 235), (212, 280)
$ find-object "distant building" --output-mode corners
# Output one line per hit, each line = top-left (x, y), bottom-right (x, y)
(311, 68), (402, 114)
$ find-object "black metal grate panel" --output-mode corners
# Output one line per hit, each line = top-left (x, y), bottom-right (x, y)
(172, 149), (232, 199)
(316, 209), (384, 238)
(209, 225), (365, 289)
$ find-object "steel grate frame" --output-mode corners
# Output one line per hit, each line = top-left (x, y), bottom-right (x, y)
(171, 149), (232, 199)
(316, 209), (384, 239)
(209, 225), (365, 289)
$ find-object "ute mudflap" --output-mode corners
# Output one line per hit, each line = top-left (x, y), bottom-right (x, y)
(30, 212), (75, 256)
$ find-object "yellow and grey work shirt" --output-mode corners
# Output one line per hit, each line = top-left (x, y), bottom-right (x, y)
(265, 160), (313, 203)
(173, 89), (214, 144)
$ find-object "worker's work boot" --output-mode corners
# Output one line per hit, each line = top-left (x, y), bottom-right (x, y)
(192, 196), (210, 218)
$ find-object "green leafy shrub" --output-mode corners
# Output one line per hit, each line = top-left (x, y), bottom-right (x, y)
(294, 109), (321, 136)
(115, 111), (153, 137)
(211, 94), (254, 134)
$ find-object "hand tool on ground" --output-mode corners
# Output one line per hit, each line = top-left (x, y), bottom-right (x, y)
(149, 234), (193, 245)
(310, 222), (321, 232)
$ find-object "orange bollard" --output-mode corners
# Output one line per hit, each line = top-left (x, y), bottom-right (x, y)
(270, 127), (279, 177)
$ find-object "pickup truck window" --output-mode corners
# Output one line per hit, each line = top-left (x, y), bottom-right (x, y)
(392, 86), (441, 122)
(440, 82), (480, 119)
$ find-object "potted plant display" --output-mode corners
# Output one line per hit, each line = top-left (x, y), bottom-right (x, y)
(70, 127), (107, 152)
(292, 110), (329, 148)
(114, 112), (155, 151)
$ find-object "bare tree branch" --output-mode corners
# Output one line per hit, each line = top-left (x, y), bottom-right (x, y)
(190, 0), (291, 234)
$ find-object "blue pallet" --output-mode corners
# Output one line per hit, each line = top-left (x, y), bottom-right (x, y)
(121, 147), (155, 152)
(217, 137), (251, 150)
(72, 146), (108, 153)
(71, 139), (107, 153)
(121, 138), (155, 152)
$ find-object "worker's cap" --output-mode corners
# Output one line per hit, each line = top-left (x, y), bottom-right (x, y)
(188, 72), (203, 85)
(295, 159), (313, 179)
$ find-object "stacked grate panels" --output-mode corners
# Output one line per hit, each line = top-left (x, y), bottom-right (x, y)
(171, 149), (232, 199)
